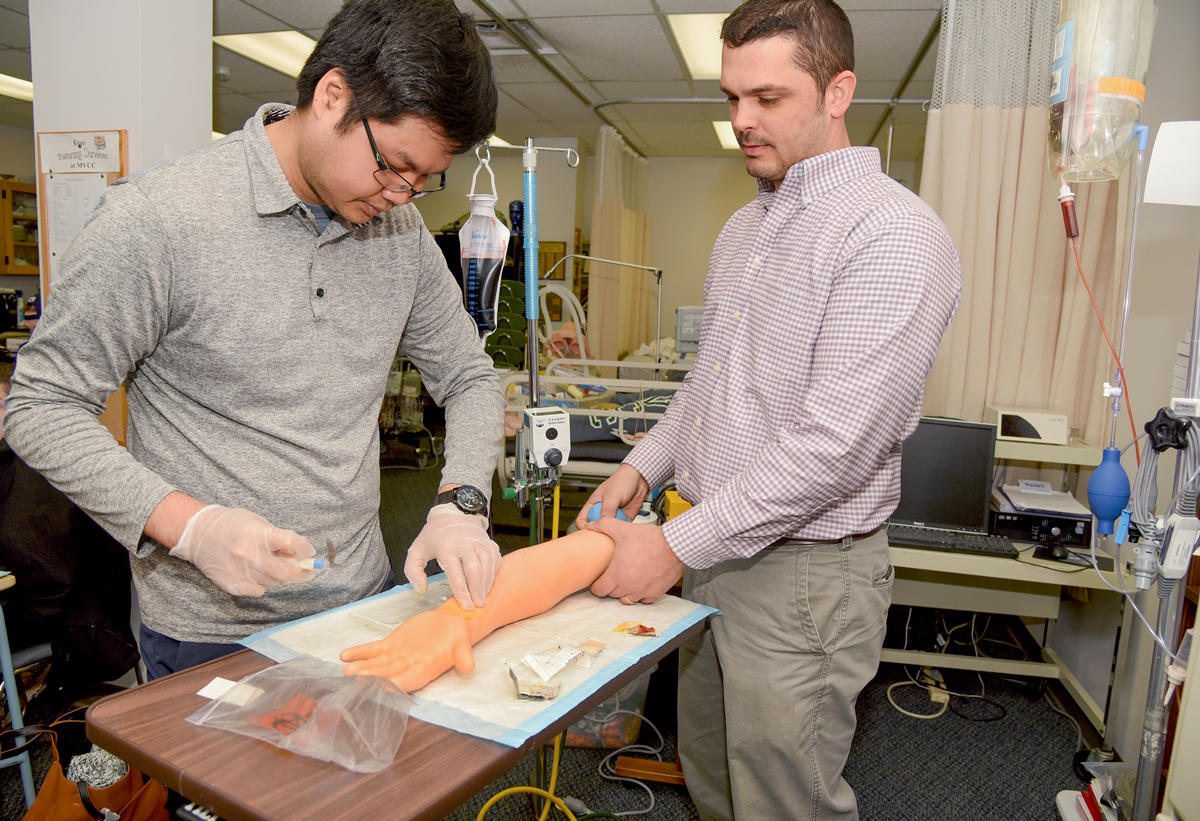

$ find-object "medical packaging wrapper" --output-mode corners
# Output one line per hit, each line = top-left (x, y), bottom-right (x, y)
(186, 655), (414, 773)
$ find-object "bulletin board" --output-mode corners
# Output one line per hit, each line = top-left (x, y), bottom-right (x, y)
(35, 129), (128, 299)
(34, 129), (129, 443)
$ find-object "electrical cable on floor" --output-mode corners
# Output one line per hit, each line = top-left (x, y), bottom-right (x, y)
(1044, 687), (1086, 753)
(478, 733), (570, 821)
(587, 709), (667, 817)
(885, 680), (948, 719)
(476, 787), (577, 821)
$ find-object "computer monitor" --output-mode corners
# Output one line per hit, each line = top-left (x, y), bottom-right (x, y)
(890, 417), (997, 534)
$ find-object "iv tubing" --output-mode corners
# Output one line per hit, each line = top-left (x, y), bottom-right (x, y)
(1110, 127), (1150, 448)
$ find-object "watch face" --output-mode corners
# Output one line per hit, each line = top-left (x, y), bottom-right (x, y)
(454, 485), (487, 513)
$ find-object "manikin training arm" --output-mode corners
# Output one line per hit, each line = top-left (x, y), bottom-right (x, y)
(340, 529), (616, 692)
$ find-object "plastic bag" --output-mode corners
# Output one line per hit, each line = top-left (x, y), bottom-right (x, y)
(1083, 760), (1136, 819)
(186, 656), (415, 773)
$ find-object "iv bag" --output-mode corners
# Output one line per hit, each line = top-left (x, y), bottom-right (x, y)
(459, 195), (510, 342)
(460, 149), (511, 342)
(1047, 0), (1157, 183)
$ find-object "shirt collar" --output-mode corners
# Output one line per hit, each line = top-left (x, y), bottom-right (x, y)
(244, 103), (306, 217)
(755, 146), (883, 210)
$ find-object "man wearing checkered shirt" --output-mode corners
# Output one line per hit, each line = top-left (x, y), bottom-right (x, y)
(577, 1), (961, 818)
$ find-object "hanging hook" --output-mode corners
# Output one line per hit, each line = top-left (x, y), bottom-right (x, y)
(475, 144), (492, 163)
(469, 149), (498, 199)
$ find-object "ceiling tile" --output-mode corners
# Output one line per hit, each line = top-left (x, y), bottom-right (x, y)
(213, 46), (300, 95)
(653, 1), (737, 12)
(0, 97), (32, 129)
(0, 4), (28, 49)
(842, 0), (941, 9)
(0, 46), (29, 80)
(502, 82), (598, 123)
(214, 0), (293, 36)
(592, 80), (704, 101)
(490, 53), (561, 85)
(514, 0), (656, 16)
(534, 16), (684, 83)
(847, 9), (940, 83)
(234, 0), (341, 31)
(457, 0), (522, 19)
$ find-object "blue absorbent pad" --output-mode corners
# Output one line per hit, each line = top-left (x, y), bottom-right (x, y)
(241, 574), (717, 747)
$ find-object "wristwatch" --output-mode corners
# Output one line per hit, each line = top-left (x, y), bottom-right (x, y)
(436, 485), (488, 516)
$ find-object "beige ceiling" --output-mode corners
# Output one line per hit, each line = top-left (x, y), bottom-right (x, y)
(0, 0), (940, 161)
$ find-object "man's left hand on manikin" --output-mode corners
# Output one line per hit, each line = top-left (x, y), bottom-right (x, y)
(585, 517), (684, 605)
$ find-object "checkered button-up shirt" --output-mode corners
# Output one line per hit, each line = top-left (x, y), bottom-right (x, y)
(625, 146), (961, 568)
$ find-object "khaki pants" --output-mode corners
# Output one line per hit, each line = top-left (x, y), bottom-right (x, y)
(678, 530), (893, 821)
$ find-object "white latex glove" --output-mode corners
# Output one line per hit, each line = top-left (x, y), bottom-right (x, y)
(167, 504), (317, 597)
(404, 503), (500, 610)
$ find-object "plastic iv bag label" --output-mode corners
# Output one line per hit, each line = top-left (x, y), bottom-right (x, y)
(1050, 21), (1072, 106)
(459, 205), (511, 341)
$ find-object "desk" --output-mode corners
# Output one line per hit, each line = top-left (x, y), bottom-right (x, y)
(86, 622), (701, 821)
(885, 543), (1134, 733)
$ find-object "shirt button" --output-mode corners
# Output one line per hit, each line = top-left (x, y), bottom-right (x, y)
(713, 363), (720, 373)
(803, 196), (812, 205)
(733, 311), (740, 320)
(316, 288), (325, 298)
(695, 418), (702, 428)
(752, 257), (762, 267)
(682, 470), (688, 479)
(710, 558), (720, 566)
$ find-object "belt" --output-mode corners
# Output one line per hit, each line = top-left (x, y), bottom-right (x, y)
(766, 524), (886, 550)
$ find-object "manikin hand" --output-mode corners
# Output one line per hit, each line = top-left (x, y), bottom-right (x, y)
(403, 504), (501, 610)
(167, 505), (316, 597)
(342, 530), (617, 693)
(341, 608), (478, 693)
(573, 463), (650, 531)
(587, 517), (684, 605)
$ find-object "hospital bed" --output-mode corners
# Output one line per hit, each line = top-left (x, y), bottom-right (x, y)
(499, 358), (693, 487)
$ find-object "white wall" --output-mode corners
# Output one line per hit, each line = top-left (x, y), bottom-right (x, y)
(646, 155), (750, 325)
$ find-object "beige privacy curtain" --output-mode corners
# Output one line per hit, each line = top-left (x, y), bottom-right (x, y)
(920, 0), (1130, 447)
(587, 126), (652, 362)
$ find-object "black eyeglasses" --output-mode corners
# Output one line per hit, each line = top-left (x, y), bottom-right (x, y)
(360, 115), (446, 198)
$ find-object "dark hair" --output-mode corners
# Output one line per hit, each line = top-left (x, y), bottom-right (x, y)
(722, 0), (854, 96)
(296, 0), (498, 154)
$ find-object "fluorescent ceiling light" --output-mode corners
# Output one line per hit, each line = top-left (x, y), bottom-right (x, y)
(712, 121), (738, 150)
(668, 14), (725, 81)
(487, 135), (513, 147)
(212, 131), (226, 141)
(213, 31), (317, 78)
(0, 73), (33, 102)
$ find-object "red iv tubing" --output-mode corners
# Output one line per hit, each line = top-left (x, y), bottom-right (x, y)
(1058, 180), (1141, 463)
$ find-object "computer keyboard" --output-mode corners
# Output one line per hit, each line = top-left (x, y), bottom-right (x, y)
(887, 525), (1019, 559)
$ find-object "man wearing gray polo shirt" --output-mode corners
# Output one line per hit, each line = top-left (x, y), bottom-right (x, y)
(4, 0), (505, 678)
(579, 1), (961, 819)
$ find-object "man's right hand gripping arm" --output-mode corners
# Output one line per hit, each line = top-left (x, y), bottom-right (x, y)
(149, 491), (316, 597)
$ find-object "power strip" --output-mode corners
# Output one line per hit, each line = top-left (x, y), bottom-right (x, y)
(920, 666), (949, 704)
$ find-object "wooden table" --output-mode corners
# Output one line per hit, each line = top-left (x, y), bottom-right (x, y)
(86, 622), (702, 821)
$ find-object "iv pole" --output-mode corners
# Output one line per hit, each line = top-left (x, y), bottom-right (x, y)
(483, 139), (578, 547)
